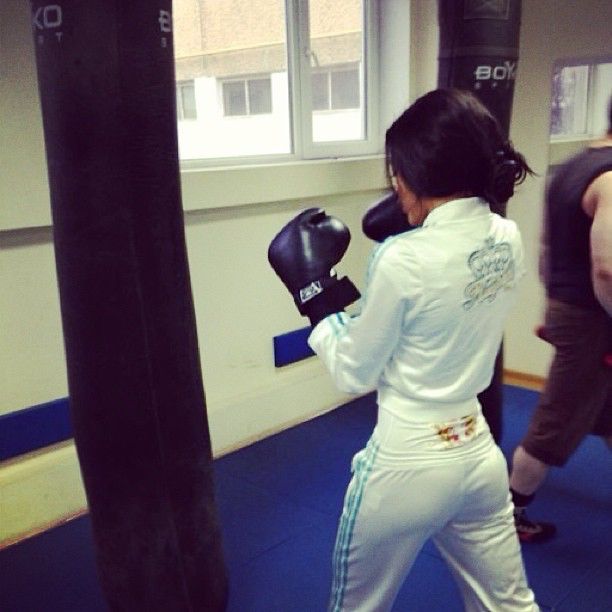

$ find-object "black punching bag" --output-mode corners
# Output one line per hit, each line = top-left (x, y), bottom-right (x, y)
(29, 2), (228, 609)
(437, 0), (522, 443)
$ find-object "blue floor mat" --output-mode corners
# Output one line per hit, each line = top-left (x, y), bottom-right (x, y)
(1, 385), (610, 611)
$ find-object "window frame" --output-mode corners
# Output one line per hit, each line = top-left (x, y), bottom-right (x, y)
(291, 0), (380, 160)
(176, 79), (197, 121)
(179, 0), (382, 169)
(549, 55), (612, 143)
(221, 74), (273, 118)
(311, 63), (362, 112)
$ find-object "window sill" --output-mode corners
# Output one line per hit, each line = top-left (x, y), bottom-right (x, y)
(0, 155), (387, 232)
(548, 137), (595, 166)
(180, 154), (387, 212)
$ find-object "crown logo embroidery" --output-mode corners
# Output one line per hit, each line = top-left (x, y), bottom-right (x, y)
(463, 237), (515, 310)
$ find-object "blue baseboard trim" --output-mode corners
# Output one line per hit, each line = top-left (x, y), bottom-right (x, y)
(0, 398), (73, 462)
(273, 326), (315, 367)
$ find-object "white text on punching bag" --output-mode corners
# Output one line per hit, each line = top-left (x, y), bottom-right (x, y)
(474, 60), (517, 82)
(32, 4), (63, 44)
(159, 9), (172, 47)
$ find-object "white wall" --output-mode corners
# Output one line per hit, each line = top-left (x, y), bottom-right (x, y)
(504, 0), (612, 377)
(2, 0), (612, 543)
(183, 191), (378, 453)
(0, 0), (51, 231)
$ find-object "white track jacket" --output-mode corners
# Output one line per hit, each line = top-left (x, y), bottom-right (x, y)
(309, 197), (525, 423)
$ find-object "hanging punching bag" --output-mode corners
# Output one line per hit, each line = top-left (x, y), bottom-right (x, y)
(437, 0), (522, 443)
(438, 0), (521, 150)
(29, 2), (228, 609)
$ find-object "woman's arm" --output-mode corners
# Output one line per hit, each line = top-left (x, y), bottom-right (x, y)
(308, 242), (420, 393)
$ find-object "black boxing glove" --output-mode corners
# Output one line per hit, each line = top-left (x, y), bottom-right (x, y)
(362, 192), (415, 242)
(268, 208), (361, 326)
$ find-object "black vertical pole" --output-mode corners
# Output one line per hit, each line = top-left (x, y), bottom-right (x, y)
(437, 0), (522, 443)
(29, 2), (228, 609)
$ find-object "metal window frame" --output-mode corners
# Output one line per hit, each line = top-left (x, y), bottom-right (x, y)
(180, 0), (382, 167)
(291, 0), (380, 159)
(549, 55), (612, 141)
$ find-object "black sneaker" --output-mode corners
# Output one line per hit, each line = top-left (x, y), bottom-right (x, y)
(514, 510), (557, 543)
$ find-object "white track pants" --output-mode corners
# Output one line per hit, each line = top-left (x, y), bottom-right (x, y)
(329, 430), (538, 612)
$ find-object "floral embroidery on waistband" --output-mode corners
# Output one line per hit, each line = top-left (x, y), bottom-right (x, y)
(432, 413), (479, 448)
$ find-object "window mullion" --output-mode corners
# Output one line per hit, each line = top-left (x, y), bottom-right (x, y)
(363, 0), (379, 150)
(586, 64), (596, 137)
(301, 0), (381, 159)
(289, 0), (313, 158)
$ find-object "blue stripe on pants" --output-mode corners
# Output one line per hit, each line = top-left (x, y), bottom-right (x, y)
(329, 439), (380, 612)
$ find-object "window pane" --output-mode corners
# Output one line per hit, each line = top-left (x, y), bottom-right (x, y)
(312, 72), (329, 111)
(308, 0), (364, 142)
(248, 78), (272, 114)
(173, 0), (290, 159)
(223, 81), (247, 116)
(331, 68), (360, 109)
(550, 65), (589, 137)
(178, 81), (197, 120)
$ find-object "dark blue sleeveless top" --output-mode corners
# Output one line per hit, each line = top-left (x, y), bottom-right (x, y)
(544, 146), (612, 308)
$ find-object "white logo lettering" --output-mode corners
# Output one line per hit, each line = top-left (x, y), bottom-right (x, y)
(33, 5), (62, 30)
(474, 60), (517, 82)
(299, 281), (323, 304)
(492, 65), (507, 80)
(505, 60), (517, 80)
(159, 9), (172, 33)
(474, 65), (491, 81)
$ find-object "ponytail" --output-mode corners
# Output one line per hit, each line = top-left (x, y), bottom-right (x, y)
(486, 142), (533, 206)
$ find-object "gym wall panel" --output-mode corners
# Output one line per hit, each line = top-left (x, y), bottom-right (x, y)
(182, 191), (379, 425)
(409, 0), (439, 100)
(0, 230), (67, 415)
(0, 0), (52, 231)
(180, 157), (388, 212)
(502, 0), (612, 378)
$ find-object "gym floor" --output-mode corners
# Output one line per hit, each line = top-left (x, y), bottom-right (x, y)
(1, 385), (611, 611)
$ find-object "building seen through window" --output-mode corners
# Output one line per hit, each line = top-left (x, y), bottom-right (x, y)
(222, 76), (273, 116)
(312, 64), (360, 111)
(172, 0), (366, 161)
(176, 80), (197, 120)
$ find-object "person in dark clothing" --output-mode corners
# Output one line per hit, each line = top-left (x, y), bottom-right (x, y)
(509, 96), (612, 543)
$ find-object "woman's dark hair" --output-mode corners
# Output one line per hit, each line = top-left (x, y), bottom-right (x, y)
(385, 88), (533, 207)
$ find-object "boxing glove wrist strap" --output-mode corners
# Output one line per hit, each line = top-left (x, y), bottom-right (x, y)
(294, 276), (361, 325)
